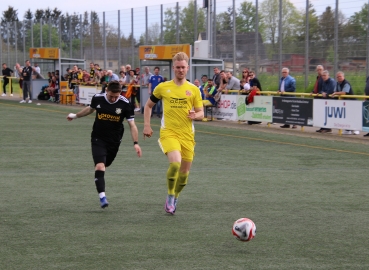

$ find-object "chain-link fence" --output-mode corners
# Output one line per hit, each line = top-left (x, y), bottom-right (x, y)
(1, 0), (368, 92)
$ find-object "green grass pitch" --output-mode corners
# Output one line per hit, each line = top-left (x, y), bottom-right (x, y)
(0, 99), (368, 269)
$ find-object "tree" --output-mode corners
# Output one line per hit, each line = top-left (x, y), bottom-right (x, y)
(163, 7), (178, 44)
(216, 7), (233, 32)
(318, 6), (335, 42)
(179, 1), (206, 44)
(1, 6), (20, 49)
(236, 1), (258, 32)
(260, 0), (302, 49)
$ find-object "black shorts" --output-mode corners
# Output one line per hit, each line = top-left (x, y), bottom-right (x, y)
(91, 138), (121, 167)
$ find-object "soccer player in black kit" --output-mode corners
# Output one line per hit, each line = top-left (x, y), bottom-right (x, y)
(67, 81), (142, 208)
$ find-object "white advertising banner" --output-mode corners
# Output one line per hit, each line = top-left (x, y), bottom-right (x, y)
(245, 96), (273, 122)
(79, 86), (99, 105)
(213, 94), (239, 121)
(313, 99), (363, 130)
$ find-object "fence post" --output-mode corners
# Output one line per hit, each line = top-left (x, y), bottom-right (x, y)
(232, 0), (236, 75)
(255, 0), (259, 75)
(7, 22), (10, 64)
(15, 22), (18, 64)
(118, 10), (121, 68)
(278, 0), (282, 78)
(91, 12), (94, 63)
(334, 0), (339, 75)
(31, 20), (34, 48)
(145, 6), (148, 44)
(160, 5), (163, 44)
(176, 2), (179, 44)
(103, 12), (106, 69)
(131, 8), (134, 66)
(305, 0), (310, 90)
(40, 18), (43, 47)
(194, 0), (197, 42)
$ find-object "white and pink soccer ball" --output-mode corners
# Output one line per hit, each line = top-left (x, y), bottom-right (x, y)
(232, 218), (256, 242)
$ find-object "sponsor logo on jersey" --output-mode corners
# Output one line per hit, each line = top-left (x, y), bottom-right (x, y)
(97, 113), (121, 122)
(185, 90), (191, 96)
(115, 108), (122, 114)
(96, 104), (101, 108)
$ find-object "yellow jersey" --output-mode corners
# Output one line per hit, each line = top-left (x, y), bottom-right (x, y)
(153, 80), (203, 140)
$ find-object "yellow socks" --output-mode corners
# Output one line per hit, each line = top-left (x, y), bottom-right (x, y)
(175, 172), (189, 198)
(166, 162), (180, 195)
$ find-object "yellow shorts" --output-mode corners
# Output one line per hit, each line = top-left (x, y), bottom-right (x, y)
(158, 136), (195, 162)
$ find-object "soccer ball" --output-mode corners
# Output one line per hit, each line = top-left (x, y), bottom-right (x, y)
(232, 218), (256, 242)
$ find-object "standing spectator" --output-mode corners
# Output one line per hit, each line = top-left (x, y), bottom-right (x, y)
(120, 65), (126, 74)
(278, 67), (296, 128)
(193, 79), (200, 87)
(2, 63), (14, 96)
(14, 63), (24, 90)
(364, 76), (369, 137)
(312, 65), (324, 95)
(119, 71), (126, 93)
(240, 69), (250, 94)
(212, 67), (221, 88)
(89, 63), (96, 79)
(331, 71), (359, 135)
(199, 75), (208, 99)
(126, 70), (140, 111)
(107, 70), (119, 82)
(225, 71), (240, 94)
(19, 60), (33, 103)
(143, 52), (204, 215)
(149, 67), (164, 117)
(249, 71), (262, 91)
(141, 66), (152, 87)
(318, 70), (336, 133)
(125, 65), (132, 83)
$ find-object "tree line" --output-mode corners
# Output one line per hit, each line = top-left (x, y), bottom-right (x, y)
(1, 0), (368, 60)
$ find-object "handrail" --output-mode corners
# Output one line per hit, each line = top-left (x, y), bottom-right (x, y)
(222, 89), (369, 99)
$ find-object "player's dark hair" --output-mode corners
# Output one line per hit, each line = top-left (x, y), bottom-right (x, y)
(107, 81), (122, 93)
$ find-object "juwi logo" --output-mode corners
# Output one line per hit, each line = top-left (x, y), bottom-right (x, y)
(324, 101), (346, 126)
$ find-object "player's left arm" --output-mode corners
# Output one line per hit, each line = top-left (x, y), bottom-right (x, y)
(127, 119), (142, 157)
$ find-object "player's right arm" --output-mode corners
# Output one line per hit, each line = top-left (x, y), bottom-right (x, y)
(67, 106), (95, 121)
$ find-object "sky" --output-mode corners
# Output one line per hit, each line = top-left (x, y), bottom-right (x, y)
(2, 0), (367, 20)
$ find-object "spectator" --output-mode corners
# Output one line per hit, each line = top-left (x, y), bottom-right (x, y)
(107, 70), (119, 82)
(331, 71), (359, 135)
(82, 70), (91, 83)
(19, 60), (33, 103)
(141, 66), (152, 87)
(89, 62), (95, 79)
(119, 71), (126, 90)
(249, 71), (262, 91)
(149, 66), (164, 117)
(2, 63), (14, 96)
(278, 67), (296, 128)
(214, 70), (228, 102)
(212, 67), (221, 88)
(33, 62), (40, 74)
(199, 75), (208, 100)
(240, 69), (251, 94)
(14, 63), (24, 90)
(312, 65), (324, 95)
(203, 78), (217, 105)
(94, 63), (102, 72)
(193, 79), (200, 88)
(225, 71), (240, 94)
(46, 75), (59, 102)
(126, 69), (140, 111)
(317, 70), (336, 133)
(364, 76), (369, 137)
(120, 65), (126, 74)
(125, 64), (132, 83)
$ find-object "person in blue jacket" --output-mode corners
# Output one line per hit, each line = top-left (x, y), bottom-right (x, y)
(278, 67), (296, 128)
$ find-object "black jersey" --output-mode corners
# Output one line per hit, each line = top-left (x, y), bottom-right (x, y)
(90, 93), (134, 143)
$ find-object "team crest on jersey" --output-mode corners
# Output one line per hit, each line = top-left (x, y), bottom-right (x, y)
(115, 108), (122, 114)
(185, 90), (191, 96)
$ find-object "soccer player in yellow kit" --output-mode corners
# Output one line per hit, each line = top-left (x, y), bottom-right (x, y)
(143, 52), (204, 214)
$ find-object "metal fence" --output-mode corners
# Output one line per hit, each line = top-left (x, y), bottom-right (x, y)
(1, 0), (369, 92)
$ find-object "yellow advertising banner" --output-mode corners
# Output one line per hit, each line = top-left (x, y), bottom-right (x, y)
(29, 48), (60, 59)
(139, 44), (191, 60)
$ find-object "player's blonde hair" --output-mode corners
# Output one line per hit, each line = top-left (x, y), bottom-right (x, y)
(172, 52), (189, 63)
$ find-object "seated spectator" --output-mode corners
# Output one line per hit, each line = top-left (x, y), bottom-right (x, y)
(46, 75), (59, 102)
(203, 79), (217, 105)
(332, 71), (359, 135)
